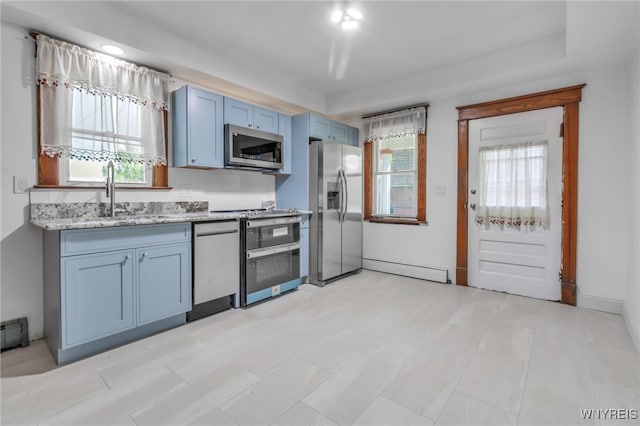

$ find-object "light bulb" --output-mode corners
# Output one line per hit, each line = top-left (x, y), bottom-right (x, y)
(331, 9), (343, 23)
(341, 17), (358, 30)
(102, 45), (124, 55)
(346, 7), (362, 20)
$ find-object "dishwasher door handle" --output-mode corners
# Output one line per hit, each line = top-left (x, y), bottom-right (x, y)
(195, 229), (239, 237)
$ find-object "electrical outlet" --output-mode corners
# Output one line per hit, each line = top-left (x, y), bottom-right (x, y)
(13, 176), (30, 194)
(179, 184), (192, 197)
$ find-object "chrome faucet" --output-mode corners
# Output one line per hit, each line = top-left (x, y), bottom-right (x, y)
(106, 160), (116, 218)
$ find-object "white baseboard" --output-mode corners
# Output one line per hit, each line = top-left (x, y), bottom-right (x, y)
(577, 294), (623, 314)
(363, 258), (448, 283)
(623, 303), (640, 353)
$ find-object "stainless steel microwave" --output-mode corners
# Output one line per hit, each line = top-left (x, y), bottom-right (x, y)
(225, 124), (283, 170)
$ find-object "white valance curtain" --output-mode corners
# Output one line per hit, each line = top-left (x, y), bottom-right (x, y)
(476, 141), (550, 229)
(363, 106), (426, 143)
(36, 34), (170, 165)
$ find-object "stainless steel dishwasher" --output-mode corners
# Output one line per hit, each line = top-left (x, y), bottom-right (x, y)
(187, 221), (240, 321)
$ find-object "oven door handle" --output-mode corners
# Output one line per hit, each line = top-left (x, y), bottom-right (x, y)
(246, 242), (300, 259)
(246, 216), (301, 228)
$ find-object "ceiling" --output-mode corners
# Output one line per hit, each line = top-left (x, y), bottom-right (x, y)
(2, 1), (638, 119)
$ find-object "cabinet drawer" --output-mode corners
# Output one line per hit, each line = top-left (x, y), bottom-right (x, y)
(61, 223), (191, 256)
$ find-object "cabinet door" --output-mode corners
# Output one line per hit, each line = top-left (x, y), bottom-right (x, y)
(300, 227), (309, 279)
(254, 107), (279, 134)
(309, 114), (331, 140)
(331, 122), (349, 144)
(62, 250), (135, 348)
(188, 87), (224, 168)
(138, 243), (191, 325)
(278, 113), (292, 175)
(224, 98), (253, 128)
(348, 126), (359, 146)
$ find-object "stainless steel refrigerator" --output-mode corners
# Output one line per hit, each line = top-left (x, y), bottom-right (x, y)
(309, 140), (362, 286)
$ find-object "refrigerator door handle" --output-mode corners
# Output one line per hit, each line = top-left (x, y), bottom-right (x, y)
(338, 168), (345, 223)
(340, 168), (348, 223)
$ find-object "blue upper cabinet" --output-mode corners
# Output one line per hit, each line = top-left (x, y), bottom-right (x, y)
(309, 114), (331, 140)
(349, 126), (360, 146)
(278, 113), (292, 175)
(224, 98), (252, 128)
(224, 97), (279, 134)
(309, 113), (357, 145)
(254, 107), (279, 134)
(172, 86), (224, 168)
(331, 122), (349, 144)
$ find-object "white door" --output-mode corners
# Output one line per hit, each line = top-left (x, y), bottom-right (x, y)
(468, 107), (563, 300)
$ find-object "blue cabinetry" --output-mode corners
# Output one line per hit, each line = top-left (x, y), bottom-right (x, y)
(278, 113), (292, 175)
(308, 113), (357, 145)
(173, 86), (224, 168)
(349, 126), (360, 147)
(62, 250), (135, 347)
(44, 223), (192, 365)
(137, 243), (191, 325)
(224, 97), (279, 134)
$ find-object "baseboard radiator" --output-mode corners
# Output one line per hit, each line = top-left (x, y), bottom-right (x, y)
(1, 317), (29, 351)
(363, 258), (449, 283)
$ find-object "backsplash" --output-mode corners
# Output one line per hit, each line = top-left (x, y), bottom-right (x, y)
(28, 167), (276, 211)
(30, 201), (209, 221)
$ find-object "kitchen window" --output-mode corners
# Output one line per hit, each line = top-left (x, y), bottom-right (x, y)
(63, 91), (150, 186)
(35, 33), (170, 188)
(363, 106), (427, 224)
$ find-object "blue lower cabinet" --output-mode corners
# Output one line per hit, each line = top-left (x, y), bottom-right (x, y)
(300, 227), (309, 279)
(137, 243), (191, 325)
(62, 250), (135, 348)
(45, 224), (192, 364)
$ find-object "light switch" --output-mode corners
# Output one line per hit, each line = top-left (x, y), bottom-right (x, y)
(13, 176), (30, 194)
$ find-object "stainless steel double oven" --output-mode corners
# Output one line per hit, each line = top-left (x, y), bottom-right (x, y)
(240, 215), (301, 306)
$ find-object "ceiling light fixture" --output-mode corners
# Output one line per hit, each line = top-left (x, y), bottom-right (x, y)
(102, 44), (124, 55)
(331, 3), (362, 30)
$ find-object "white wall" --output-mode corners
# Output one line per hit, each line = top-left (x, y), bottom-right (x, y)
(363, 62), (633, 311)
(0, 23), (276, 340)
(623, 7), (640, 351)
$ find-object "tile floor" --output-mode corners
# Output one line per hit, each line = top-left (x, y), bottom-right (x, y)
(1, 270), (639, 425)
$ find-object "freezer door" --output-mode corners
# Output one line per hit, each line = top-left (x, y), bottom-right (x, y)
(318, 142), (344, 281)
(341, 144), (363, 274)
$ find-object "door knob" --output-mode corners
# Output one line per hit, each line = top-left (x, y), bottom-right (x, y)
(470, 189), (476, 195)
(470, 203), (476, 210)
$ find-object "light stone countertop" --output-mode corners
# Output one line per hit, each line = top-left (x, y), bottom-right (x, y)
(30, 202), (313, 231)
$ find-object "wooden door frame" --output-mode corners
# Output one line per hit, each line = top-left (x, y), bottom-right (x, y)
(456, 84), (586, 305)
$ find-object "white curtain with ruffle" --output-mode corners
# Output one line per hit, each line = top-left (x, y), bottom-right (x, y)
(36, 34), (169, 165)
(475, 140), (550, 229)
(362, 106), (426, 143)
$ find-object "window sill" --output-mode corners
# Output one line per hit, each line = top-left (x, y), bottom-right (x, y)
(33, 185), (173, 190)
(366, 217), (428, 226)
